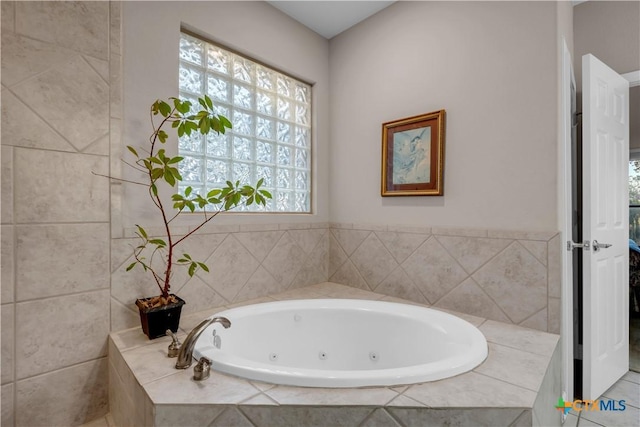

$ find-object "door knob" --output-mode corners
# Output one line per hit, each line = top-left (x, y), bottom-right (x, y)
(592, 240), (612, 252)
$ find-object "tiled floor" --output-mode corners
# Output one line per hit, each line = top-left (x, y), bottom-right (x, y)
(564, 370), (640, 427)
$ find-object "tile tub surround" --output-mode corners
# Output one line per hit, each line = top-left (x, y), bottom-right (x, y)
(109, 283), (561, 427)
(328, 224), (561, 334)
(110, 223), (561, 336)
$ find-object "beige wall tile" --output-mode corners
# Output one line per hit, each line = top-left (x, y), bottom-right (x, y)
(234, 230), (284, 262)
(361, 409), (402, 426)
(436, 235), (512, 274)
(350, 233), (399, 289)
(154, 404), (225, 427)
(110, 304), (143, 343)
(178, 275), (228, 314)
(474, 343), (550, 392)
(328, 233), (348, 277)
(388, 407), (527, 427)
(14, 149), (109, 223)
(234, 266), (281, 302)
(209, 407), (254, 427)
(520, 240), (548, 266)
(548, 297), (561, 334)
(434, 278), (511, 323)
(1, 89), (74, 152)
(1, 383), (14, 427)
(331, 228), (370, 256)
(16, 358), (108, 427)
(288, 228), (326, 255)
(261, 232), (306, 288)
(290, 232), (329, 288)
(330, 259), (369, 290)
(1, 1), (14, 33)
(205, 235), (260, 301)
(109, 53), (122, 119)
(109, 1), (121, 54)
(519, 307), (548, 332)
(401, 237), (468, 304)
(479, 320), (559, 357)
(374, 231), (429, 264)
(12, 56), (109, 151)
(1, 226), (14, 304)
(143, 369), (260, 404)
(374, 267), (429, 306)
(0, 33), (77, 88)
(15, 1), (108, 59)
(404, 371), (536, 408)
(1, 304), (14, 384)
(241, 406), (373, 427)
(15, 290), (109, 379)
(547, 234), (562, 298)
(472, 241), (547, 323)
(1, 146), (13, 224)
(16, 223), (109, 301)
(264, 385), (397, 406)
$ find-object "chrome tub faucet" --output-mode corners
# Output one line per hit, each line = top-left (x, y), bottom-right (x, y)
(175, 316), (231, 369)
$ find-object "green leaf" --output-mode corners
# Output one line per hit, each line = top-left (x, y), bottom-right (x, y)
(207, 188), (221, 198)
(198, 262), (210, 272)
(182, 253), (192, 260)
(167, 156), (183, 165)
(185, 186), (193, 197)
(198, 97), (207, 110)
(256, 177), (264, 188)
(136, 225), (148, 239)
(126, 262), (137, 271)
(149, 239), (166, 247)
(157, 130), (168, 143)
(204, 95), (213, 109)
(220, 116), (232, 129)
(158, 101), (171, 117)
(188, 263), (196, 277)
(149, 156), (163, 165)
(164, 169), (176, 186)
(127, 146), (139, 158)
(260, 189), (273, 199)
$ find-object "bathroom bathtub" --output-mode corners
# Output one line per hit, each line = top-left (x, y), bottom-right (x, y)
(192, 298), (488, 387)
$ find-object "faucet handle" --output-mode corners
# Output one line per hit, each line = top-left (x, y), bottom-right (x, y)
(165, 329), (181, 358)
(193, 357), (211, 381)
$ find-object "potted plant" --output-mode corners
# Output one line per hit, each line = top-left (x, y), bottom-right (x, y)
(122, 95), (271, 339)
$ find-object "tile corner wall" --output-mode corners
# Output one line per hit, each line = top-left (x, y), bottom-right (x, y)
(1, 2), (120, 425)
(327, 223), (562, 334)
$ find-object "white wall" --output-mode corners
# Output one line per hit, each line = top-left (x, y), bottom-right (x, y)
(329, 1), (559, 230)
(121, 1), (330, 232)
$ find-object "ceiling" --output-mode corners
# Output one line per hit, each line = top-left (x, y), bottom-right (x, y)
(267, 1), (396, 39)
(268, 1), (589, 40)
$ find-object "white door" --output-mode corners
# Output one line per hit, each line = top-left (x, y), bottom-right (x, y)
(582, 53), (630, 400)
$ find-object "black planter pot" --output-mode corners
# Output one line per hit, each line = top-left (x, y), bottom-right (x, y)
(135, 295), (186, 340)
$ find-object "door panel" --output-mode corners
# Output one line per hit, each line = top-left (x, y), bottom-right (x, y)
(582, 53), (630, 400)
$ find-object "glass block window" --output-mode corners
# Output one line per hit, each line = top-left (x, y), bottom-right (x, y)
(178, 32), (312, 213)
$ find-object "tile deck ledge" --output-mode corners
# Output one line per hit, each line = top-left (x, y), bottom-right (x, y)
(108, 282), (562, 427)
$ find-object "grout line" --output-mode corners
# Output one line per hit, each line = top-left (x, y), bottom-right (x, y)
(13, 286), (111, 306)
(14, 355), (108, 384)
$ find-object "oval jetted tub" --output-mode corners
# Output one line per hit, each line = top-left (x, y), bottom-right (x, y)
(192, 299), (488, 388)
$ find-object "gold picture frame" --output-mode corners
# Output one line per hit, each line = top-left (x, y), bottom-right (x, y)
(381, 110), (446, 196)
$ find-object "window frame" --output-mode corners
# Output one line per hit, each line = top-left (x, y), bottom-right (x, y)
(178, 29), (313, 214)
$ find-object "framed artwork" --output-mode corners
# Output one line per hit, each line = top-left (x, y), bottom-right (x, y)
(381, 110), (446, 196)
